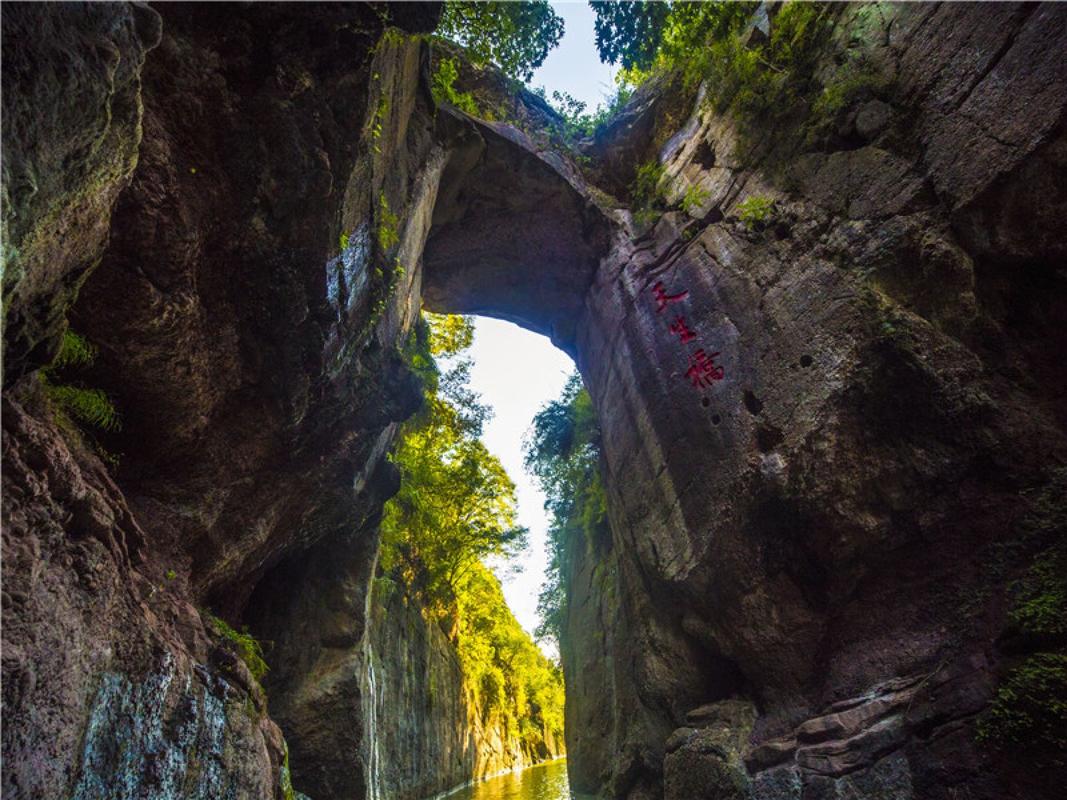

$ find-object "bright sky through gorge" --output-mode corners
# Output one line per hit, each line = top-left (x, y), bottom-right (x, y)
(472, 2), (615, 648)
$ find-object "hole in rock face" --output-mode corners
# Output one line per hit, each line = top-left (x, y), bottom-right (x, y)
(800, 354), (814, 368)
(756, 425), (784, 452)
(694, 140), (716, 169)
(743, 390), (764, 416)
(701, 397), (710, 408)
(711, 414), (722, 426)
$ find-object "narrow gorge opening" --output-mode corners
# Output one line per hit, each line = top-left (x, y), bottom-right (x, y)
(234, 312), (592, 800)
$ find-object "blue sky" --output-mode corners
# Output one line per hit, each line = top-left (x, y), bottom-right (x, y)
(468, 3), (611, 651)
(531, 1), (618, 109)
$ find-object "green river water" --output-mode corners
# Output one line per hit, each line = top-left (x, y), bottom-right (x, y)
(439, 759), (595, 800)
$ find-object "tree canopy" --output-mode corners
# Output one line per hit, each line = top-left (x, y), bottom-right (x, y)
(378, 312), (564, 746)
(380, 313), (525, 607)
(524, 373), (607, 646)
(589, 0), (671, 72)
(436, 1), (565, 82)
(590, 1), (758, 76)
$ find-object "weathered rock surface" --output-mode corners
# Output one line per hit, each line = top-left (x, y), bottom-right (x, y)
(3, 3), (443, 798)
(561, 3), (1067, 798)
(3, 2), (1066, 800)
(2, 392), (287, 800)
(1, 2), (162, 383)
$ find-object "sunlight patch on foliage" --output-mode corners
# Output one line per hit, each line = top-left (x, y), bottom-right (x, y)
(378, 312), (565, 744)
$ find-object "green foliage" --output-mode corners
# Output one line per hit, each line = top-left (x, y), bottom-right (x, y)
(632, 160), (665, 208)
(1009, 550), (1067, 640)
(431, 57), (480, 116)
(370, 95), (388, 154)
(453, 563), (565, 741)
(437, 1), (565, 82)
(279, 743), (296, 800)
(737, 194), (775, 229)
(165, 569), (177, 581)
(547, 84), (633, 141)
(680, 184), (711, 215)
(595, 2), (848, 161)
(43, 331), (122, 435)
(206, 613), (269, 682)
(380, 313), (526, 609)
(630, 159), (667, 227)
(812, 54), (885, 119)
(976, 479), (1067, 768)
(424, 311), (475, 357)
(379, 313), (564, 745)
(53, 330), (97, 369)
(592, 1), (755, 80)
(590, 0), (671, 72)
(44, 385), (121, 432)
(377, 192), (400, 253)
(977, 653), (1067, 765)
(524, 374), (606, 645)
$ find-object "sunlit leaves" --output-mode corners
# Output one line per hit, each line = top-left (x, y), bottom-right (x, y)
(379, 311), (563, 743)
(381, 312), (525, 608)
(425, 311), (475, 357)
(436, 1), (565, 82)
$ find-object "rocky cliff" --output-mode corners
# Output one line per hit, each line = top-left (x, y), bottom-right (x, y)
(557, 4), (1067, 799)
(2, 2), (1066, 800)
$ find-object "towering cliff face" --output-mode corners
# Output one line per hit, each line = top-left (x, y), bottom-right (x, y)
(3, 3), (1066, 800)
(550, 4), (1067, 799)
(3, 3), (443, 798)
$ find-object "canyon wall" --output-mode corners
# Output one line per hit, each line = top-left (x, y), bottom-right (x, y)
(3, 3), (1066, 800)
(556, 4), (1067, 799)
(3, 4), (564, 799)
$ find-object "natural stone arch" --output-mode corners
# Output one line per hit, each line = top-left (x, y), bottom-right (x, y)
(422, 111), (614, 354)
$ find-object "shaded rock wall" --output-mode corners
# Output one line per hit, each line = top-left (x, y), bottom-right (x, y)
(1, 2), (162, 383)
(560, 3), (1067, 799)
(2, 3), (443, 799)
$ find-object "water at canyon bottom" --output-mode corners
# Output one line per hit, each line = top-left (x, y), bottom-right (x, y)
(440, 759), (594, 800)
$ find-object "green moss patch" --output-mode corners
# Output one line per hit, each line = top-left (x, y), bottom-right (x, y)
(206, 613), (270, 683)
(977, 653), (1067, 766)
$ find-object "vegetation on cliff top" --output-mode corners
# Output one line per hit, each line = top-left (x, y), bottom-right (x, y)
(590, 1), (885, 163)
(437, 1), (564, 82)
(378, 312), (564, 751)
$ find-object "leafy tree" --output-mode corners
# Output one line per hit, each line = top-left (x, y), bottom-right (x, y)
(590, 1), (756, 75)
(454, 563), (565, 742)
(437, 1), (565, 82)
(380, 314), (526, 608)
(378, 312), (564, 747)
(589, 0), (670, 71)
(546, 84), (633, 141)
(524, 373), (606, 645)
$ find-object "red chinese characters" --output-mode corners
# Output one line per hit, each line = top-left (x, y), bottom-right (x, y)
(649, 280), (726, 390)
(686, 349), (725, 387)
(652, 281), (688, 313)
(669, 316), (697, 344)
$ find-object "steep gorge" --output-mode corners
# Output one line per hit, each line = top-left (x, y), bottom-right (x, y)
(3, 3), (1066, 800)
